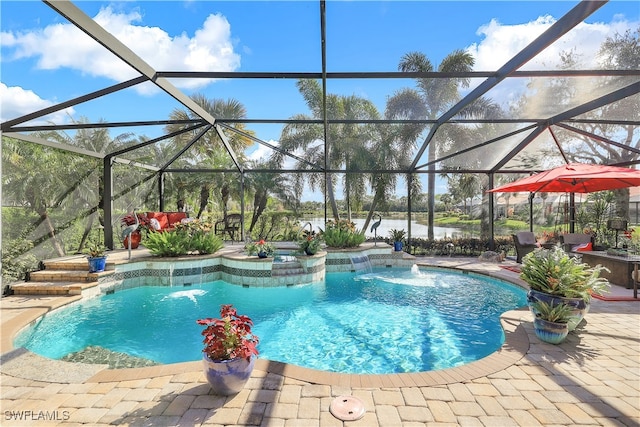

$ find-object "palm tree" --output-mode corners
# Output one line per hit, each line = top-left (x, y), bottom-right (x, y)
(397, 50), (476, 239)
(361, 89), (427, 232)
(272, 80), (380, 221)
(164, 95), (253, 218)
(244, 159), (297, 234)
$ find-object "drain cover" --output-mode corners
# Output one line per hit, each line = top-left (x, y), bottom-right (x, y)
(329, 395), (366, 421)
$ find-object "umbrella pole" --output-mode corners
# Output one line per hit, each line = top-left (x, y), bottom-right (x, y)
(569, 193), (576, 234)
(529, 193), (534, 232)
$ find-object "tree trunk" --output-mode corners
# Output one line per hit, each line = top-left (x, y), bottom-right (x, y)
(78, 213), (96, 253)
(39, 210), (65, 257)
(197, 185), (210, 219)
(249, 191), (268, 233)
(326, 174), (340, 221)
(221, 184), (230, 218)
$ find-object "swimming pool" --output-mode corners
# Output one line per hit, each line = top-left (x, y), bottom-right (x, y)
(15, 267), (527, 374)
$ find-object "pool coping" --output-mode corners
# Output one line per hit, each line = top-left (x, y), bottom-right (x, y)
(1, 260), (532, 388)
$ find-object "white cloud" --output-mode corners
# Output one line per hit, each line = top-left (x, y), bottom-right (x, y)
(247, 141), (272, 162)
(465, 15), (638, 107)
(1, 6), (240, 93)
(0, 83), (74, 123)
(469, 15), (638, 71)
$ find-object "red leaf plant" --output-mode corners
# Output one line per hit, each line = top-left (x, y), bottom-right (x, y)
(196, 304), (259, 362)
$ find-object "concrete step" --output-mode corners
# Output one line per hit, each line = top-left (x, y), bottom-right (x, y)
(10, 280), (98, 296)
(29, 269), (114, 283)
(272, 261), (305, 277)
(43, 258), (115, 271)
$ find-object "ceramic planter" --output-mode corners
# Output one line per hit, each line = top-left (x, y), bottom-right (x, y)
(123, 230), (141, 249)
(87, 256), (107, 273)
(533, 317), (569, 344)
(257, 251), (268, 259)
(202, 355), (256, 395)
(393, 241), (403, 252)
(527, 289), (588, 332)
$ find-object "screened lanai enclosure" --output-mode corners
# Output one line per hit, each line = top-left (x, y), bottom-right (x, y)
(1, 0), (639, 281)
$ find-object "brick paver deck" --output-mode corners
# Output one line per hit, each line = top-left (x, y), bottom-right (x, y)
(1, 256), (638, 426)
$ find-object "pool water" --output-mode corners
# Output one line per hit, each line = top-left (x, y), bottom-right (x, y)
(15, 268), (527, 374)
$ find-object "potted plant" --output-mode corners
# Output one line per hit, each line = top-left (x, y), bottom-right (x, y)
(297, 229), (322, 255)
(85, 242), (107, 273)
(196, 304), (259, 395)
(529, 300), (573, 344)
(389, 228), (406, 252)
(244, 239), (275, 258)
(520, 246), (609, 331)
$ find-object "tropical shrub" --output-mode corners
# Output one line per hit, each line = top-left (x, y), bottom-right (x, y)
(530, 300), (573, 323)
(297, 229), (322, 255)
(1, 238), (38, 284)
(244, 239), (276, 256)
(144, 231), (190, 257)
(520, 246), (609, 301)
(145, 219), (222, 257)
(323, 219), (365, 248)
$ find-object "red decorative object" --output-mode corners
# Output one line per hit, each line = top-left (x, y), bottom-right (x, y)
(196, 304), (259, 362)
(488, 163), (640, 194)
(123, 230), (141, 249)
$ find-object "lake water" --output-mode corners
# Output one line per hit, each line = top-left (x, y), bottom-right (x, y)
(303, 217), (469, 239)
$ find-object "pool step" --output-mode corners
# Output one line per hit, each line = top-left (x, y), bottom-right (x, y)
(9, 255), (115, 296)
(10, 280), (98, 296)
(29, 269), (114, 283)
(271, 260), (305, 277)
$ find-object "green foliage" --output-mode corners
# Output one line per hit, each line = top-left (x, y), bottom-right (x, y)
(145, 231), (190, 257)
(530, 300), (573, 323)
(248, 212), (293, 241)
(1, 238), (39, 284)
(388, 228), (406, 242)
(144, 219), (223, 257)
(520, 246), (610, 301)
(323, 219), (365, 248)
(244, 239), (276, 256)
(84, 242), (107, 258)
(297, 229), (322, 255)
(191, 232), (224, 255)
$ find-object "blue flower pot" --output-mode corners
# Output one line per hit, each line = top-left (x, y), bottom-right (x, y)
(202, 355), (256, 395)
(393, 241), (403, 252)
(527, 289), (588, 332)
(257, 251), (268, 259)
(533, 317), (568, 344)
(88, 256), (107, 273)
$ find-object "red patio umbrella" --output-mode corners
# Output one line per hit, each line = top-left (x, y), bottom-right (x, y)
(488, 163), (640, 194)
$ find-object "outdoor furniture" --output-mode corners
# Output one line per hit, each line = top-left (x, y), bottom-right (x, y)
(513, 231), (539, 263)
(215, 213), (242, 241)
(560, 233), (593, 254)
(145, 211), (188, 232)
(580, 251), (640, 289)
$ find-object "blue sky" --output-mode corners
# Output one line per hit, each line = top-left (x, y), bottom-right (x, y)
(1, 1), (638, 198)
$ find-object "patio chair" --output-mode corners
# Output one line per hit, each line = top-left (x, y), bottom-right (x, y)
(215, 213), (242, 241)
(513, 231), (539, 263)
(560, 233), (594, 254)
